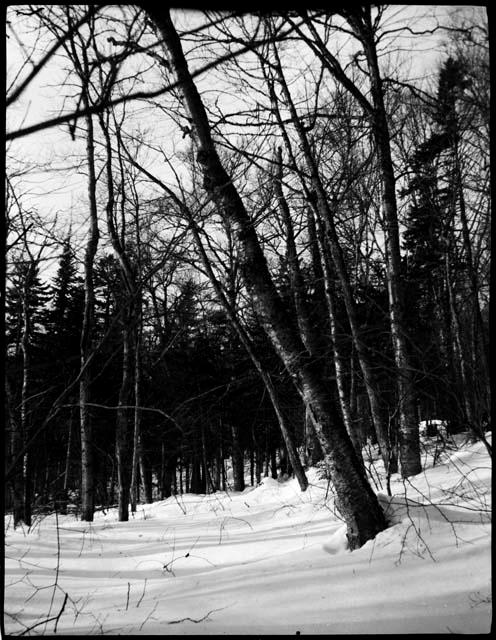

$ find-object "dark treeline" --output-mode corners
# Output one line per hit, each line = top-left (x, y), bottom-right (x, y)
(5, 6), (490, 549)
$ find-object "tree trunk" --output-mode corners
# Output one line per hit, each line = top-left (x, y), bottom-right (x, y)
(201, 424), (213, 494)
(348, 8), (420, 477)
(231, 424), (245, 492)
(20, 274), (33, 526)
(63, 406), (74, 493)
(163, 455), (177, 498)
(140, 446), (153, 504)
(269, 42), (393, 474)
(116, 318), (132, 521)
(79, 107), (99, 522)
(190, 454), (202, 494)
(130, 320), (142, 512)
(6, 377), (24, 527)
(454, 137), (490, 418)
(274, 147), (323, 358)
(270, 447), (278, 479)
(146, 8), (386, 548)
(307, 211), (364, 464)
(445, 249), (490, 456)
(249, 447), (255, 487)
(255, 449), (263, 485)
(294, 8), (420, 478)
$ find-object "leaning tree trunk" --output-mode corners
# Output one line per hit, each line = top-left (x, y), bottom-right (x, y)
(146, 8), (386, 549)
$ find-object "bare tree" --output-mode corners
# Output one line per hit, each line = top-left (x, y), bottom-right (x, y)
(141, 8), (386, 549)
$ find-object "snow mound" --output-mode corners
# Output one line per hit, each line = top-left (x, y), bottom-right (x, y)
(322, 524), (349, 555)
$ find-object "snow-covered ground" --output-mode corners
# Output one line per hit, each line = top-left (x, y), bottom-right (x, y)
(4, 434), (491, 635)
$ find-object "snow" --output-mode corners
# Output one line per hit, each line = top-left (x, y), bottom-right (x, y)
(4, 434), (491, 635)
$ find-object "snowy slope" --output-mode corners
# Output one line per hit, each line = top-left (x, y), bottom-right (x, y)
(4, 434), (491, 635)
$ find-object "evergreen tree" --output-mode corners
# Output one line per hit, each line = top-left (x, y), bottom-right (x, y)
(45, 238), (85, 378)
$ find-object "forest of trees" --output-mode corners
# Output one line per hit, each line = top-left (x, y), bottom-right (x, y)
(5, 6), (490, 550)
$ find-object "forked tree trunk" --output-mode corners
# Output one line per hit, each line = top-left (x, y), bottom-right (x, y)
(147, 8), (386, 549)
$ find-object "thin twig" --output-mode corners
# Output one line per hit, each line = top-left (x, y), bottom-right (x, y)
(167, 605), (227, 625)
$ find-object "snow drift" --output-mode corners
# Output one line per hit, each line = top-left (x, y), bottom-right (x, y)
(4, 434), (491, 634)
